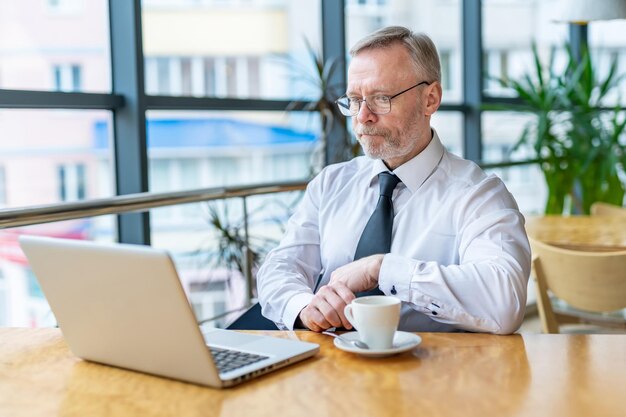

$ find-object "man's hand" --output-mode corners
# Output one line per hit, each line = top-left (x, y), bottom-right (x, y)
(299, 282), (355, 332)
(298, 255), (385, 332)
(329, 254), (385, 293)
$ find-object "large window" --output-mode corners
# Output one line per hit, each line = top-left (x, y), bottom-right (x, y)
(0, 108), (115, 327)
(431, 112), (464, 156)
(481, 0), (571, 212)
(145, 109), (316, 324)
(1, 1), (625, 328)
(141, 0), (322, 100)
(0, 0), (111, 92)
(0, 166), (6, 207)
(0, 0), (115, 327)
(481, 112), (545, 214)
(345, 0), (463, 103)
(0, 110), (113, 208)
(589, 20), (626, 106)
(146, 110), (316, 188)
(482, 0), (569, 97)
(0, 217), (117, 327)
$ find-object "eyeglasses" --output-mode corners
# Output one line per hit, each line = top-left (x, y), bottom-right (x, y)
(335, 81), (431, 117)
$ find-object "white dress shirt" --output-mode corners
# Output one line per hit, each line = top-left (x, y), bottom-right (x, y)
(257, 129), (531, 334)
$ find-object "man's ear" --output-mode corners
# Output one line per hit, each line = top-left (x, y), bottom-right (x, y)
(424, 81), (442, 116)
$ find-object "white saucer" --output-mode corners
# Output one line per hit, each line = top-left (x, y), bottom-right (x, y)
(333, 331), (421, 358)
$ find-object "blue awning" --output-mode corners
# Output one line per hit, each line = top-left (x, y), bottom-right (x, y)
(94, 118), (317, 149)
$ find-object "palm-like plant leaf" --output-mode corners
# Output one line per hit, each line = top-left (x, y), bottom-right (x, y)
(494, 41), (625, 214)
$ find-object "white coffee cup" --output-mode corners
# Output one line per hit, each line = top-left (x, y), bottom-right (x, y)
(344, 296), (401, 350)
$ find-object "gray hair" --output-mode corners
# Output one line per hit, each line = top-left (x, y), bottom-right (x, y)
(349, 26), (441, 83)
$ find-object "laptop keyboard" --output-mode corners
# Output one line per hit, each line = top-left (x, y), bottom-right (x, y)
(209, 346), (269, 374)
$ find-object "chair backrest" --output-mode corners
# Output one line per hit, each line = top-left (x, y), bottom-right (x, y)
(530, 238), (626, 313)
(226, 303), (279, 330)
(590, 202), (626, 217)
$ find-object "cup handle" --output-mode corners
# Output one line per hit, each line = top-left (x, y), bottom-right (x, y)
(344, 304), (356, 329)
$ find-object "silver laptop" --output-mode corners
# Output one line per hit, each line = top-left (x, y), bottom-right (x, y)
(19, 235), (319, 388)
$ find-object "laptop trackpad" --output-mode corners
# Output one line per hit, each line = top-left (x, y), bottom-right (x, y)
(202, 329), (264, 347)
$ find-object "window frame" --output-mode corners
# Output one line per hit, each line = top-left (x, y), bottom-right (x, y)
(0, 0), (599, 245)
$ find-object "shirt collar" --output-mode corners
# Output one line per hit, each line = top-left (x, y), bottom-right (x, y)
(367, 128), (445, 193)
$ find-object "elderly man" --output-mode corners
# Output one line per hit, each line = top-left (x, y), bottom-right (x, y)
(257, 26), (531, 334)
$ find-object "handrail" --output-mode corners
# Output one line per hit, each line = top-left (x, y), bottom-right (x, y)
(0, 159), (541, 229)
(0, 159), (540, 326)
(0, 180), (308, 229)
(480, 159), (540, 169)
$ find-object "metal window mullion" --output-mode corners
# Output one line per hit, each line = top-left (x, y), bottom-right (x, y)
(144, 95), (314, 111)
(109, 0), (150, 245)
(569, 23), (588, 63)
(567, 23), (588, 215)
(0, 89), (124, 109)
(322, 0), (348, 165)
(462, 0), (483, 163)
(241, 196), (254, 305)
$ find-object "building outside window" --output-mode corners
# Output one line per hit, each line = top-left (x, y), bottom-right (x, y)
(0, 0), (624, 328)
(0, 269), (6, 326)
(439, 50), (453, 92)
(145, 55), (269, 98)
(0, 166), (6, 207)
(58, 163), (86, 202)
(46, 0), (84, 15)
(52, 64), (82, 92)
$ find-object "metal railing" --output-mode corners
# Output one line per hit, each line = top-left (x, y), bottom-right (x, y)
(0, 159), (539, 325)
(0, 159), (538, 229)
(0, 180), (308, 229)
(0, 180), (309, 325)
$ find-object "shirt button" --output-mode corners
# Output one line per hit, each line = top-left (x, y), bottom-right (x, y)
(390, 285), (397, 295)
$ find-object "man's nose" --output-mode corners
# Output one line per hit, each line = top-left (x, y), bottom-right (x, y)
(356, 100), (376, 123)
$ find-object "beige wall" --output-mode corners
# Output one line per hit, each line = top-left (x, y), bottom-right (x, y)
(143, 9), (288, 56)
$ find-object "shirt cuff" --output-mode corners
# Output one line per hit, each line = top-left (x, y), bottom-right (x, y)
(378, 254), (451, 320)
(378, 253), (415, 299)
(282, 292), (315, 330)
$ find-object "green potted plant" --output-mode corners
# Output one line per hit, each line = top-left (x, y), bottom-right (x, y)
(495, 43), (626, 214)
(200, 197), (297, 281)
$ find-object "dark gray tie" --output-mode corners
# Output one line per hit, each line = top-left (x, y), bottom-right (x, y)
(354, 172), (401, 297)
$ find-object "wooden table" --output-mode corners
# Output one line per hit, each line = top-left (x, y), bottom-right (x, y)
(525, 215), (626, 251)
(1, 328), (625, 417)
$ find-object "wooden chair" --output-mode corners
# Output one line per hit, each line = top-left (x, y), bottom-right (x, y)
(530, 237), (626, 334)
(590, 202), (626, 217)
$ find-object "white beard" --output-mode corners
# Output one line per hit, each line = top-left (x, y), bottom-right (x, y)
(355, 121), (420, 162)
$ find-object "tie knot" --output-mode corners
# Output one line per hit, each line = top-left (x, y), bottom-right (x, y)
(378, 172), (401, 198)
